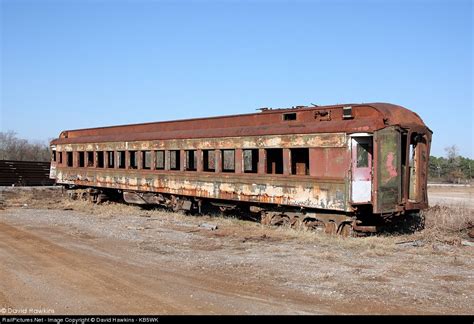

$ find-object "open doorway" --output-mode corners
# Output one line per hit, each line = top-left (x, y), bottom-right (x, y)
(351, 136), (373, 203)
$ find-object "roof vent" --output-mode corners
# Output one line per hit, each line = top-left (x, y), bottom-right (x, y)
(342, 106), (353, 119)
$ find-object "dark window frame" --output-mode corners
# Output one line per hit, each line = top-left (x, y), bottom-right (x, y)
(243, 149), (259, 173)
(142, 151), (152, 170)
(169, 150), (180, 171)
(155, 150), (165, 170)
(221, 149), (235, 173)
(203, 150), (215, 172)
(118, 151), (126, 169)
(87, 151), (94, 167)
(290, 148), (309, 175)
(66, 151), (73, 167)
(265, 148), (283, 174)
(78, 151), (85, 168)
(96, 151), (105, 168)
(107, 151), (115, 168)
(185, 150), (197, 171)
(129, 151), (137, 169)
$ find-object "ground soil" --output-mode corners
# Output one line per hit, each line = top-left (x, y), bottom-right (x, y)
(0, 186), (472, 315)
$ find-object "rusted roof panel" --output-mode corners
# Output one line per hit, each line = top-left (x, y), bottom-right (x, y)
(51, 102), (429, 145)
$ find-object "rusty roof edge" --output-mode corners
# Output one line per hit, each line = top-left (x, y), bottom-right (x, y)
(57, 103), (361, 137)
(51, 102), (431, 144)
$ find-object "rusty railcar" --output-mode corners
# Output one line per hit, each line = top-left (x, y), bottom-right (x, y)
(50, 102), (432, 234)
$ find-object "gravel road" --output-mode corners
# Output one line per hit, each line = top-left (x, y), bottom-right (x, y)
(0, 187), (472, 315)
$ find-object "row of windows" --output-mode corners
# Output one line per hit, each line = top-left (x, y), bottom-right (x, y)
(53, 148), (310, 175)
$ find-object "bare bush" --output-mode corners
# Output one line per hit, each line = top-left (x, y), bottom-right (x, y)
(0, 130), (50, 161)
(422, 205), (474, 243)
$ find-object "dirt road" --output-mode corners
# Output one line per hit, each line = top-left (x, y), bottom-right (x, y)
(0, 187), (472, 315)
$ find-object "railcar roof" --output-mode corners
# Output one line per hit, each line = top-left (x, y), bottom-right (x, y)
(51, 102), (430, 145)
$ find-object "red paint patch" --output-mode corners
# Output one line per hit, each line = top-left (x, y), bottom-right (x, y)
(386, 152), (398, 178)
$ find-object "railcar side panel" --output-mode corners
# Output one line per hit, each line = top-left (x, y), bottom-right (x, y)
(56, 169), (348, 211)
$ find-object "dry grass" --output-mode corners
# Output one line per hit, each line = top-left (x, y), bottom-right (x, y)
(420, 204), (473, 244)
(2, 186), (472, 251)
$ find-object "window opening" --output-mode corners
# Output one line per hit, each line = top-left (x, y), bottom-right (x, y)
(155, 151), (165, 170)
(87, 152), (94, 167)
(290, 148), (309, 175)
(266, 149), (283, 174)
(283, 113), (297, 121)
(107, 151), (115, 168)
(66, 152), (73, 167)
(222, 150), (235, 173)
(142, 151), (151, 169)
(97, 151), (104, 168)
(203, 150), (215, 172)
(185, 150), (197, 171)
(243, 149), (259, 173)
(78, 152), (85, 168)
(169, 150), (180, 170)
(118, 151), (126, 169)
(356, 143), (370, 168)
(129, 151), (137, 169)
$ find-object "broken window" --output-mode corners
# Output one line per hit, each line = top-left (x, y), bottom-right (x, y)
(169, 150), (180, 171)
(155, 151), (165, 170)
(266, 149), (283, 174)
(222, 150), (235, 173)
(129, 151), (137, 169)
(243, 149), (259, 173)
(185, 150), (197, 171)
(142, 151), (151, 170)
(58, 152), (63, 164)
(291, 148), (309, 175)
(87, 151), (94, 167)
(203, 150), (215, 172)
(118, 151), (126, 169)
(66, 152), (73, 167)
(107, 151), (115, 168)
(97, 151), (104, 168)
(356, 143), (369, 168)
(52, 150), (57, 162)
(283, 113), (297, 121)
(78, 151), (85, 168)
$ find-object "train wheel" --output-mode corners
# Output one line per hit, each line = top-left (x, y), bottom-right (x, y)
(324, 222), (337, 235)
(270, 214), (290, 226)
(338, 223), (353, 237)
(290, 216), (303, 230)
(260, 212), (272, 225)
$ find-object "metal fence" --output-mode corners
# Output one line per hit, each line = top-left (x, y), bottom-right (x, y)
(0, 160), (55, 186)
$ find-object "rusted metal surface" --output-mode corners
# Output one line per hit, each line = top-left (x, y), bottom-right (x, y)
(50, 102), (432, 234)
(0, 160), (54, 186)
(374, 126), (402, 213)
(51, 103), (429, 145)
(57, 168), (348, 211)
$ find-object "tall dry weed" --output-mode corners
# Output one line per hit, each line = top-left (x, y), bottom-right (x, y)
(422, 204), (473, 243)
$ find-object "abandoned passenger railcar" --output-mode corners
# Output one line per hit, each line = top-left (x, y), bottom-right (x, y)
(50, 102), (432, 235)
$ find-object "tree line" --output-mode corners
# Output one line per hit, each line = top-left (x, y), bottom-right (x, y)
(429, 145), (473, 183)
(0, 131), (51, 162)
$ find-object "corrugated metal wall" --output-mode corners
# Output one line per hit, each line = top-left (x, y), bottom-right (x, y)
(0, 160), (55, 186)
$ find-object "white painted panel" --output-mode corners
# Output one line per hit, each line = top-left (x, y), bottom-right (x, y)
(352, 180), (371, 202)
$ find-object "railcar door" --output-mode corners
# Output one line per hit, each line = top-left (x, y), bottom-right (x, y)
(49, 145), (57, 179)
(351, 136), (373, 203)
(374, 126), (402, 213)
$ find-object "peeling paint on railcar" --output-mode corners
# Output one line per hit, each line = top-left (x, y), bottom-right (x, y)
(56, 169), (347, 211)
(55, 133), (347, 153)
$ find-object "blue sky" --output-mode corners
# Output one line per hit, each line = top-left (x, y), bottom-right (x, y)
(1, 0), (472, 157)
